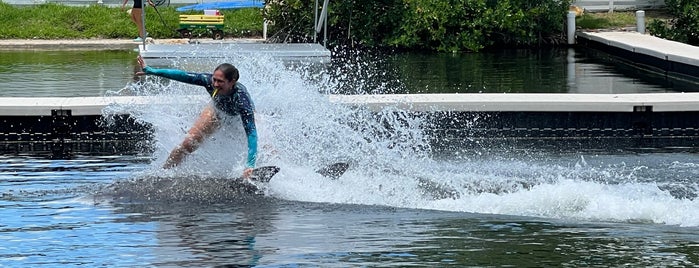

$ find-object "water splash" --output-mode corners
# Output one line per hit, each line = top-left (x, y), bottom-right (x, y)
(103, 52), (699, 227)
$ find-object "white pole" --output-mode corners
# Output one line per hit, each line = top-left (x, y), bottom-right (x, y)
(636, 10), (646, 34)
(567, 11), (576, 45)
(324, 7), (327, 48)
(609, 0), (614, 13)
(314, 0), (329, 47)
(315, 0), (328, 34)
(263, 20), (268, 40)
(313, 0), (318, 42)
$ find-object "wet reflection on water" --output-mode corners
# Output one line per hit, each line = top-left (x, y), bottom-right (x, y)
(329, 48), (698, 95)
(0, 50), (138, 97)
(1, 48), (697, 97)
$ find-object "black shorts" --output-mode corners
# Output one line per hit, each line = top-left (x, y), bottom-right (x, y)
(133, 0), (142, 8)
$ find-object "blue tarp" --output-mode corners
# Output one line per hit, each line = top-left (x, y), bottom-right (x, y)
(176, 0), (264, 11)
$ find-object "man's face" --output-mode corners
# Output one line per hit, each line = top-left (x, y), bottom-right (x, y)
(212, 70), (235, 94)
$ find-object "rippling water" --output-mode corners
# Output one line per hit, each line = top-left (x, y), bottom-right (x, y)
(2, 152), (698, 267)
(0, 50), (138, 97)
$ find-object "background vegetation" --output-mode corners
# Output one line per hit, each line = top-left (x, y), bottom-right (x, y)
(264, 0), (572, 52)
(0, 0), (697, 50)
(647, 0), (699, 45)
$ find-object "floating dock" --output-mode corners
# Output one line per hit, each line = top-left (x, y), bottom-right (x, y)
(3, 93), (699, 156)
(576, 31), (699, 80)
(329, 93), (699, 112)
(139, 43), (332, 64)
(0, 96), (157, 156)
(331, 93), (699, 150)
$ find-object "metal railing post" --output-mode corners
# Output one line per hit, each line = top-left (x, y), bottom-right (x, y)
(313, 0), (318, 43)
(314, 0), (329, 47)
(140, 0), (146, 50)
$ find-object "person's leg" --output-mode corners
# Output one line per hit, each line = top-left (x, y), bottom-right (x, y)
(163, 105), (220, 169)
(130, 8), (145, 39)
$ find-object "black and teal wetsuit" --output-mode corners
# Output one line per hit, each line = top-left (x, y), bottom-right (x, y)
(142, 66), (258, 168)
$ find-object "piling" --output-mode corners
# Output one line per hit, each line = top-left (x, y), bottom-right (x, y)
(636, 10), (646, 34)
(263, 20), (268, 40)
(567, 11), (576, 45)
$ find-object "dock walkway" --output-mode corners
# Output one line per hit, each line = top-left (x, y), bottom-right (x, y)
(139, 42), (331, 64)
(576, 31), (699, 80)
(0, 38), (332, 63)
(2, 93), (699, 155)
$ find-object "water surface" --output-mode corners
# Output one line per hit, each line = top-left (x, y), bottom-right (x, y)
(2, 152), (698, 267)
(1, 48), (697, 97)
(1, 48), (698, 267)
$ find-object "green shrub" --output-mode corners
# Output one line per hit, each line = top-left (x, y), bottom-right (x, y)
(648, 0), (699, 45)
(264, 0), (571, 52)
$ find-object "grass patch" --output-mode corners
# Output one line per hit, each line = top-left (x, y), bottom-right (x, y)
(576, 12), (637, 29)
(0, 2), (263, 39)
(575, 10), (671, 30)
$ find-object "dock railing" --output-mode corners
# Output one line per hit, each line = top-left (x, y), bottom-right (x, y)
(573, 0), (666, 12)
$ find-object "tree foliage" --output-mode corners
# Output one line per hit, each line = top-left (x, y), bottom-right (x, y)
(647, 0), (699, 45)
(264, 0), (571, 52)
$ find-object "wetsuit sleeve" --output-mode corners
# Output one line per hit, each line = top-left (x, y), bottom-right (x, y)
(242, 112), (258, 168)
(142, 66), (210, 87)
(235, 83), (257, 168)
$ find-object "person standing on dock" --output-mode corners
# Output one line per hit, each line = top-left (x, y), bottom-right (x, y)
(135, 55), (258, 178)
(122, 0), (155, 42)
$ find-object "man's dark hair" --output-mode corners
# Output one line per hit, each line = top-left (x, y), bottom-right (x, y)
(215, 63), (239, 82)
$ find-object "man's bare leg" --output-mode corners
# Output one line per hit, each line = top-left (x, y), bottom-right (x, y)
(131, 7), (146, 39)
(163, 105), (220, 169)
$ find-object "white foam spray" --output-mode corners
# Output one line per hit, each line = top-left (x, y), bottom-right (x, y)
(105, 52), (699, 227)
